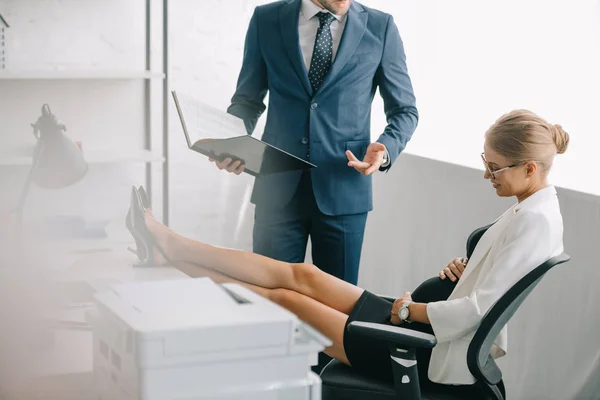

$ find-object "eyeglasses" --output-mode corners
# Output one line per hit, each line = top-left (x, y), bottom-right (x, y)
(480, 153), (522, 180)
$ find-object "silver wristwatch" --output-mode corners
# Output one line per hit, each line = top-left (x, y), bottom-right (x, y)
(398, 301), (413, 323)
(381, 151), (389, 167)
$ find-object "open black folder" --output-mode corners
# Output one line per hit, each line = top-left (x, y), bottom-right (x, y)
(172, 91), (316, 177)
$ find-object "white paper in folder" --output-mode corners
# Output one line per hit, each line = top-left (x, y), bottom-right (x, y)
(175, 92), (247, 141)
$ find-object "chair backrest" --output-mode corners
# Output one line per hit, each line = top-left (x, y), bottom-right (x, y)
(466, 251), (571, 398)
(463, 224), (570, 399)
(466, 224), (493, 259)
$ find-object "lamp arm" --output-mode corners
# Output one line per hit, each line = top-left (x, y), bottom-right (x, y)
(14, 142), (45, 226)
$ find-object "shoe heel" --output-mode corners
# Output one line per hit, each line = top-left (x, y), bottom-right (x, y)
(126, 186), (148, 262)
(138, 186), (150, 209)
(130, 187), (171, 267)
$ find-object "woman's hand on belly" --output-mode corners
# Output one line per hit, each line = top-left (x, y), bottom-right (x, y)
(439, 257), (468, 282)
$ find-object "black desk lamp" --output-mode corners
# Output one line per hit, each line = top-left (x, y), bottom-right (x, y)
(15, 104), (88, 227)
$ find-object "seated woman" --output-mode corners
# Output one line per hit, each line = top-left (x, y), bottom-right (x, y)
(126, 109), (568, 390)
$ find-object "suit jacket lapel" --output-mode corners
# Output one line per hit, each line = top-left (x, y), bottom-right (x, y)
(454, 211), (515, 291)
(280, 0), (313, 96)
(316, 1), (368, 95)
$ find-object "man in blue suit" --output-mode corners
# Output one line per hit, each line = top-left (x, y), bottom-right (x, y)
(214, 0), (418, 286)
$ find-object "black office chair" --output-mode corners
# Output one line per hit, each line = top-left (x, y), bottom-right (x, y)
(320, 224), (571, 400)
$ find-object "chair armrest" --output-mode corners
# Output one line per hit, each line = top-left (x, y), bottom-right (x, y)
(348, 321), (437, 349)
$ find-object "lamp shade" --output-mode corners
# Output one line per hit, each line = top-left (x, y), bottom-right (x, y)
(30, 104), (88, 189)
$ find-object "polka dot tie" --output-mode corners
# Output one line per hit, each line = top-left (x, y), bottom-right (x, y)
(308, 12), (336, 93)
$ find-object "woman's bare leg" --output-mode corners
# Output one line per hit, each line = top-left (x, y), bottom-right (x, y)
(176, 260), (350, 365)
(173, 261), (269, 293)
(147, 213), (365, 315)
(269, 288), (350, 365)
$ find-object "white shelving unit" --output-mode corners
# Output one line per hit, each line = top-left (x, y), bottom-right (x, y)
(0, 149), (164, 166)
(0, 0), (170, 224)
(0, 70), (165, 80)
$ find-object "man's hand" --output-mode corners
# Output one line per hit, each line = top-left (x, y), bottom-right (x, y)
(439, 257), (468, 282)
(346, 142), (387, 176)
(390, 291), (413, 325)
(209, 157), (246, 175)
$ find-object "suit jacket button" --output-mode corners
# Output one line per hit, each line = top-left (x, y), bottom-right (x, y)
(310, 103), (318, 110)
(301, 137), (308, 144)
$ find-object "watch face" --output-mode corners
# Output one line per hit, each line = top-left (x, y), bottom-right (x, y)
(400, 307), (409, 320)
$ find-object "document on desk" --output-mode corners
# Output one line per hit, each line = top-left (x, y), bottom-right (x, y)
(172, 90), (316, 177)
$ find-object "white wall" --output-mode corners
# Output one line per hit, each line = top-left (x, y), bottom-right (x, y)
(380, 0), (600, 198)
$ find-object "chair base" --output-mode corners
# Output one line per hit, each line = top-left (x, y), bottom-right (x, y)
(320, 359), (498, 400)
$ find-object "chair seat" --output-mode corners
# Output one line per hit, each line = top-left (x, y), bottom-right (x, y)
(321, 359), (396, 400)
(320, 360), (487, 400)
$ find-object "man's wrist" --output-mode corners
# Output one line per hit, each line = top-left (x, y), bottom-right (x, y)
(380, 147), (390, 169)
(379, 145), (392, 172)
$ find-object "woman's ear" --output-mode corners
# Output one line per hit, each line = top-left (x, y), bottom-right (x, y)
(526, 162), (537, 178)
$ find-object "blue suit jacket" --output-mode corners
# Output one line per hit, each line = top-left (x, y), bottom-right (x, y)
(228, 0), (418, 216)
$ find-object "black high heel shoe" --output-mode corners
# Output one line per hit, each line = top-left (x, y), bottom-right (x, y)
(129, 186), (171, 267)
(126, 186), (150, 261)
(137, 186), (150, 209)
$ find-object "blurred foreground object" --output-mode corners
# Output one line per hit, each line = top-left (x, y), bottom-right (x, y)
(15, 104), (88, 226)
(0, 14), (8, 70)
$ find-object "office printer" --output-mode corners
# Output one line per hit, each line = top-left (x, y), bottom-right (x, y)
(89, 277), (330, 400)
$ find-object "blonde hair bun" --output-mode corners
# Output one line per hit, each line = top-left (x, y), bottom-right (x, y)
(552, 124), (570, 155)
(485, 109), (569, 178)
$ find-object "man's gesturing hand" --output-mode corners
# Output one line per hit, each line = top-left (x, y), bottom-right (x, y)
(346, 142), (387, 176)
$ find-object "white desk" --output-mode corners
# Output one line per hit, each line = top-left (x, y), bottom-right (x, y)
(55, 248), (189, 300)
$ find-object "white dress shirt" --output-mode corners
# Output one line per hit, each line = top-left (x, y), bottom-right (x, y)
(298, 0), (347, 72)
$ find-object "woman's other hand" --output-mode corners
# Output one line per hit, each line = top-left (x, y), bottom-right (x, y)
(439, 257), (468, 282)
